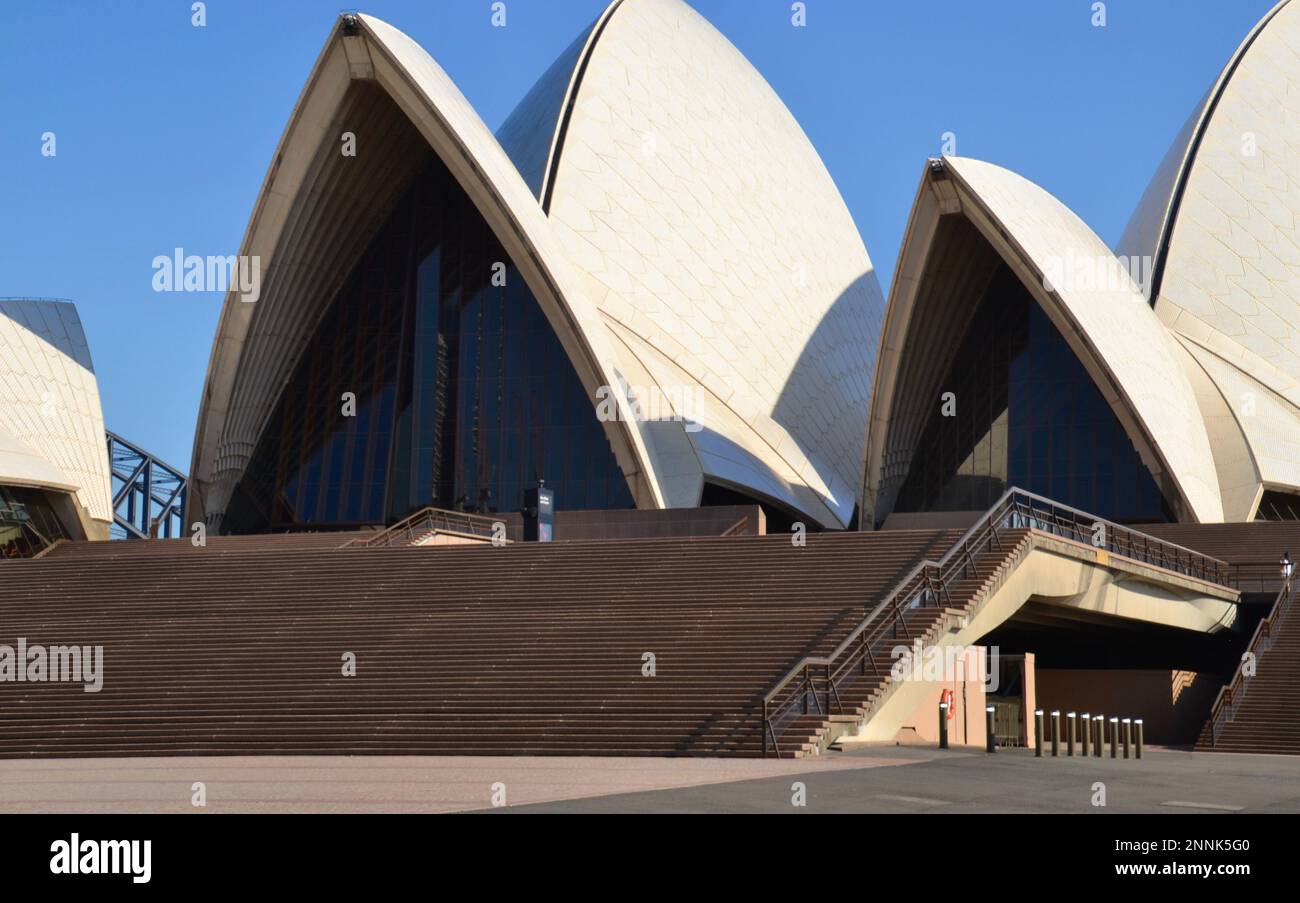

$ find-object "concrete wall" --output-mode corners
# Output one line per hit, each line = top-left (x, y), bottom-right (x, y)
(887, 645), (990, 748)
(1036, 669), (1220, 746)
(880, 510), (983, 531)
(479, 504), (765, 542)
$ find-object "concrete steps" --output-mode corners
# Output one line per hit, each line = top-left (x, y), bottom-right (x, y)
(0, 528), (961, 758)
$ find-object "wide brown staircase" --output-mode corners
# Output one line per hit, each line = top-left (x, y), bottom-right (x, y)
(0, 525), (959, 758)
(0, 490), (1236, 759)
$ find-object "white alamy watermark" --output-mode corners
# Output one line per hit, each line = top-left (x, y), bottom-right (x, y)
(890, 641), (999, 692)
(1041, 250), (1153, 300)
(50, 834), (150, 884)
(596, 380), (704, 433)
(0, 638), (103, 692)
(152, 248), (261, 302)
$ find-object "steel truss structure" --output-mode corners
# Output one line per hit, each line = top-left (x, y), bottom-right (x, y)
(107, 431), (187, 540)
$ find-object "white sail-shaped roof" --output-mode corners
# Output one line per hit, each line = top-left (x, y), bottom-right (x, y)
(1119, 0), (1300, 518)
(864, 157), (1224, 526)
(539, 0), (883, 526)
(0, 299), (112, 539)
(191, 3), (882, 529)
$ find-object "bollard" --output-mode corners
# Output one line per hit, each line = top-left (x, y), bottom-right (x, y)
(1050, 711), (1060, 757)
(1109, 717), (1119, 759)
(1135, 719), (1144, 760)
(939, 703), (949, 749)
(1122, 718), (1132, 759)
(1095, 716), (1104, 758)
(1066, 712), (1076, 757)
(1081, 712), (1091, 757)
(1034, 710), (1044, 757)
(986, 706), (996, 753)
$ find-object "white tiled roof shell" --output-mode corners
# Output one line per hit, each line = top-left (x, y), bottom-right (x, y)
(192, 14), (669, 524)
(543, 0), (884, 527)
(943, 157), (1225, 523)
(1122, 0), (1300, 514)
(193, 4), (884, 529)
(0, 300), (112, 527)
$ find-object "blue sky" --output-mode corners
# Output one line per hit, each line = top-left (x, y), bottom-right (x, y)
(0, 0), (1280, 470)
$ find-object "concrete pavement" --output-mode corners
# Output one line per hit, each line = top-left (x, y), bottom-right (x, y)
(2, 746), (1297, 814)
(494, 746), (1300, 813)
(0, 751), (916, 814)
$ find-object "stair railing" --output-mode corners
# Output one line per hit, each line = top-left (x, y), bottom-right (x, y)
(1206, 579), (1295, 746)
(341, 506), (502, 548)
(760, 488), (1233, 757)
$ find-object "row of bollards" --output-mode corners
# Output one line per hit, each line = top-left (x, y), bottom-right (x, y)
(1033, 710), (1143, 759)
(936, 702), (1144, 757)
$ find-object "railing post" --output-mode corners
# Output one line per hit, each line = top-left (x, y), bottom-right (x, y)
(762, 701), (768, 759)
(825, 664), (833, 715)
(802, 665), (810, 715)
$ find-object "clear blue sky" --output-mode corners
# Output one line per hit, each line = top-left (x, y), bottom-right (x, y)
(0, 0), (1280, 470)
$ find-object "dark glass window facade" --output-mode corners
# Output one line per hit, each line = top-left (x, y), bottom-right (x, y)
(0, 486), (71, 559)
(894, 265), (1171, 522)
(1255, 490), (1300, 521)
(224, 155), (633, 533)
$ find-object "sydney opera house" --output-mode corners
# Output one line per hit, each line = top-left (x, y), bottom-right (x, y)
(6, 0), (1300, 764)
(188, 0), (880, 535)
(178, 0), (1300, 538)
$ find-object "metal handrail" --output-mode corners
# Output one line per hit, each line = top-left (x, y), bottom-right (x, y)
(720, 517), (753, 537)
(759, 487), (1234, 757)
(342, 506), (501, 548)
(1206, 580), (1295, 746)
(1225, 563), (1289, 595)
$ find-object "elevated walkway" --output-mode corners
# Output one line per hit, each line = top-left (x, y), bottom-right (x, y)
(763, 491), (1238, 757)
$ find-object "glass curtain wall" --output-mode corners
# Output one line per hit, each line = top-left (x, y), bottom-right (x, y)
(224, 153), (632, 533)
(894, 265), (1170, 522)
(0, 487), (71, 559)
